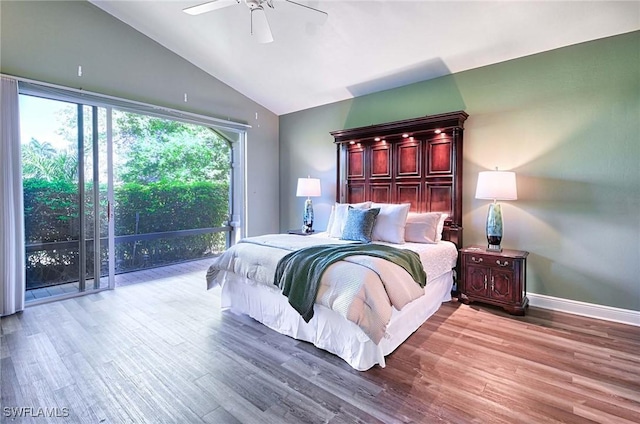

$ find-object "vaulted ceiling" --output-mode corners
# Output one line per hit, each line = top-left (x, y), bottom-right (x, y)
(90, 1), (639, 115)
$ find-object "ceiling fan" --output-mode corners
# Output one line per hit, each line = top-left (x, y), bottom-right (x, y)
(183, 0), (328, 44)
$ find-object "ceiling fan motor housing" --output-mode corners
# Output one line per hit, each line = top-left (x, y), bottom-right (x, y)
(246, 0), (273, 10)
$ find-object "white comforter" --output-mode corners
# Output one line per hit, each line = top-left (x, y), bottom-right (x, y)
(206, 234), (457, 344)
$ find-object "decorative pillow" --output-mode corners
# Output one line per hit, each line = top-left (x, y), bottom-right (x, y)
(328, 202), (372, 238)
(370, 203), (411, 244)
(404, 212), (444, 244)
(340, 207), (380, 243)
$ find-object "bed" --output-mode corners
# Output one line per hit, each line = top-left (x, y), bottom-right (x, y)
(207, 111), (468, 370)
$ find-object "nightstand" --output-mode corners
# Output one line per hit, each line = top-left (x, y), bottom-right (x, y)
(287, 229), (315, 236)
(459, 246), (529, 315)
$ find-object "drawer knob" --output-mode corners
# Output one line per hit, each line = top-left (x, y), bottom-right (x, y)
(496, 260), (509, 267)
(471, 256), (483, 263)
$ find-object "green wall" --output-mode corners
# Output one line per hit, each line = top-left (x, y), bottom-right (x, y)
(1, 0), (280, 237)
(280, 31), (640, 312)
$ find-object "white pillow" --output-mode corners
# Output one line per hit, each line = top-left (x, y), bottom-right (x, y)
(404, 212), (445, 244)
(328, 202), (372, 237)
(436, 213), (449, 242)
(370, 203), (411, 244)
(326, 205), (335, 233)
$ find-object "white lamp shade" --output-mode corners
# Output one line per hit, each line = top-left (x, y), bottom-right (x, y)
(475, 171), (518, 201)
(296, 177), (321, 197)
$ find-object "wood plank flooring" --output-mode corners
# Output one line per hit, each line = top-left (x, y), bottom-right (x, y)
(2, 260), (639, 423)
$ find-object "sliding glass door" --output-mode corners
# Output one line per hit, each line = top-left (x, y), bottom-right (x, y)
(21, 96), (113, 301)
(19, 85), (237, 303)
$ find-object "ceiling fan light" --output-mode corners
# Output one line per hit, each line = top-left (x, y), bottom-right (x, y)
(251, 7), (274, 43)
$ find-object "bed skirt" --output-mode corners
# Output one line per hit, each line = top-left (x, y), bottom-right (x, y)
(216, 270), (454, 371)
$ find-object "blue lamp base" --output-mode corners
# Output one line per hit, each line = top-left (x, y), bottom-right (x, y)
(486, 202), (503, 252)
(302, 198), (314, 233)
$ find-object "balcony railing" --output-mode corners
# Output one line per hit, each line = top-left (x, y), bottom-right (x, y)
(25, 226), (231, 290)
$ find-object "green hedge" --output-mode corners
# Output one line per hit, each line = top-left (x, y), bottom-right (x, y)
(23, 178), (96, 243)
(113, 181), (228, 271)
(24, 178), (229, 289)
(114, 181), (228, 234)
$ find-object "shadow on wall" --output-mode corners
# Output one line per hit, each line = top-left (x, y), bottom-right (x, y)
(347, 57), (454, 98)
(342, 58), (467, 130)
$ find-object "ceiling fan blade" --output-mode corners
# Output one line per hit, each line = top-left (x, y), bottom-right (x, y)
(183, 0), (240, 16)
(251, 7), (274, 44)
(284, 0), (328, 25)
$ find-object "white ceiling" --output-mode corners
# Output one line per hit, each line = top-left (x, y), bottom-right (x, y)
(90, 1), (639, 116)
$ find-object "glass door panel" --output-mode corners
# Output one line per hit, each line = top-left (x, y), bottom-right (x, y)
(20, 95), (112, 301)
(111, 110), (231, 275)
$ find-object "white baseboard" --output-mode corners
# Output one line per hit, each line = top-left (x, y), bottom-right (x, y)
(528, 293), (640, 327)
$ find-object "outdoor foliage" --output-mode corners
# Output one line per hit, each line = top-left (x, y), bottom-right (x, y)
(22, 103), (232, 289)
(24, 178), (106, 289)
(113, 111), (231, 184)
(22, 138), (77, 182)
(24, 178), (88, 243)
(24, 178), (229, 289)
(114, 180), (229, 271)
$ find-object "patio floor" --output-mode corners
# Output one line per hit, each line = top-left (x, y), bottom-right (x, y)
(25, 258), (214, 303)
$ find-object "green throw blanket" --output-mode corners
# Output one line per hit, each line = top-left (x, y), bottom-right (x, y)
(274, 244), (427, 323)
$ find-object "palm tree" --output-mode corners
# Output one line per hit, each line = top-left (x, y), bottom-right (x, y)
(22, 138), (77, 182)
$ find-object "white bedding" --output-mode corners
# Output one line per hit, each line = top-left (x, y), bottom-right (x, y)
(207, 233), (458, 370)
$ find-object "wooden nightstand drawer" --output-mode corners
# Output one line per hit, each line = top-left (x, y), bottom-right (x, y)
(466, 254), (515, 270)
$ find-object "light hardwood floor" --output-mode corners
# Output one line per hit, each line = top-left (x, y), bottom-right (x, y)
(2, 260), (639, 423)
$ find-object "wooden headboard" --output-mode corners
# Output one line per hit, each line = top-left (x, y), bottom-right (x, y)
(330, 111), (468, 249)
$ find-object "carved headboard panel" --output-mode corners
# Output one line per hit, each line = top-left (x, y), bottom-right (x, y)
(330, 111), (468, 248)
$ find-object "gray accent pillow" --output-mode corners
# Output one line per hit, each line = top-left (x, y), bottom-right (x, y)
(340, 207), (381, 243)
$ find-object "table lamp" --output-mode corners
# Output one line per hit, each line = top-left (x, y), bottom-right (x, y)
(296, 176), (321, 233)
(475, 168), (518, 252)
